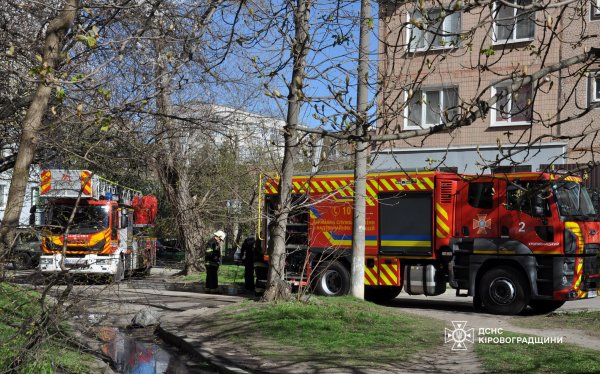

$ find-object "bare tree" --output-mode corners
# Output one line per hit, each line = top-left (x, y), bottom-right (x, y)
(0, 0), (79, 258)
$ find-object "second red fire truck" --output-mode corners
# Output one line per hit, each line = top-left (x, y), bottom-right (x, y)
(259, 170), (600, 314)
(38, 169), (158, 281)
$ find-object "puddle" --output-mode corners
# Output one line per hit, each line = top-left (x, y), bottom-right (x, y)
(98, 327), (215, 373)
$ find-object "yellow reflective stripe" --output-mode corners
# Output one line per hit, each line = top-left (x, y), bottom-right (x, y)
(381, 240), (430, 247)
(322, 181), (333, 192)
(311, 181), (324, 193)
(436, 228), (446, 238)
(364, 266), (378, 285)
(436, 203), (448, 219)
(436, 216), (450, 234)
(423, 177), (434, 189)
(380, 179), (394, 191)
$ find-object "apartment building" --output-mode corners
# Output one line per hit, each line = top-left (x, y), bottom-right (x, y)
(373, 0), (600, 173)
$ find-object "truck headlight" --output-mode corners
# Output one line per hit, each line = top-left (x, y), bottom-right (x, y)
(41, 258), (53, 265)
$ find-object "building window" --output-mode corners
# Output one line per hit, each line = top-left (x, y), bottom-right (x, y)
(593, 0), (600, 20)
(590, 71), (600, 106)
(491, 83), (533, 126)
(405, 87), (459, 129)
(493, 0), (535, 43)
(407, 8), (460, 51)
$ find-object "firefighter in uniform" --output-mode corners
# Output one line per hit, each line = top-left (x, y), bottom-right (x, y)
(253, 239), (268, 297)
(240, 237), (256, 292)
(205, 230), (225, 293)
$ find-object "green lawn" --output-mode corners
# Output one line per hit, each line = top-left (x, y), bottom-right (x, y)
(0, 282), (98, 373)
(512, 311), (600, 339)
(476, 331), (600, 373)
(208, 296), (444, 366)
(182, 264), (245, 285)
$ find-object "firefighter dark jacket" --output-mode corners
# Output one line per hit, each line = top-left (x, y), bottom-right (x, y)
(205, 238), (221, 266)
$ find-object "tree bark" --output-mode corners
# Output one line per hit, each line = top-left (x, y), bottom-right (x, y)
(153, 37), (206, 275)
(350, 0), (371, 300)
(0, 0), (79, 258)
(262, 0), (311, 302)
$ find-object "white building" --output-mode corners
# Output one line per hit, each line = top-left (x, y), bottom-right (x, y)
(0, 164), (40, 226)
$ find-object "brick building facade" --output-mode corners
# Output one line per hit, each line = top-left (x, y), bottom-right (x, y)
(373, 0), (600, 174)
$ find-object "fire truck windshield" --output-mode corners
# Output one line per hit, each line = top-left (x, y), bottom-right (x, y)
(46, 205), (110, 234)
(553, 181), (597, 220)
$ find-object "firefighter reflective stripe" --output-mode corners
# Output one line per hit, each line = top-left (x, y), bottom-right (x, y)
(80, 170), (92, 195)
(41, 170), (52, 194)
(435, 203), (451, 238)
(364, 264), (378, 285)
(379, 263), (400, 286)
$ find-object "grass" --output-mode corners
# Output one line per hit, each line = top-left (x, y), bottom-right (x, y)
(208, 296), (444, 366)
(476, 331), (600, 373)
(0, 282), (98, 373)
(512, 311), (600, 339)
(182, 264), (245, 285)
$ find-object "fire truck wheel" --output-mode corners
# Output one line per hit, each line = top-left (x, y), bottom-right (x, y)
(314, 261), (350, 296)
(479, 266), (529, 315)
(365, 286), (402, 302)
(528, 300), (566, 314)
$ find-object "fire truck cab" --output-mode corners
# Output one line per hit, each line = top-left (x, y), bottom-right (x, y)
(259, 170), (600, 315)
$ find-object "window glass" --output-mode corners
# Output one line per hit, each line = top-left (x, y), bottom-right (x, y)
(494, 0), (534, 42)
(506, 181), (551, 217)
(493, 83), (533, 125)
(406, 87), (459, 129)
(409, 8), (460, 51)
(468, 182), (494, 209)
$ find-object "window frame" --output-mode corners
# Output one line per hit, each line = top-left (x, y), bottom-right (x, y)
(403, 86), (459, 130)
(490, 83), (533, 127)
(406, 8), (461, 52)
(492, 0), (535, 44)
(589, 70), (600, 107)
(592, 0), (600, 21)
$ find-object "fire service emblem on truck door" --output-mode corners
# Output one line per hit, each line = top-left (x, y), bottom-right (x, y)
(473, 214), (492, 234)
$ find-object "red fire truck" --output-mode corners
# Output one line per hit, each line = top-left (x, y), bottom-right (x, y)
(259, 170), (600, 314)
(38, 169), (158, 281)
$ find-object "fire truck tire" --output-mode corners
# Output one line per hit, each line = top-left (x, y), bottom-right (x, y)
(528, 300), (566, 314)
(12, 252), (31, 270)
(365, 286), (402, 302)
(113, 258), (125, 283)
(479, 266), (529, 315)
(314, 261), (350, 296)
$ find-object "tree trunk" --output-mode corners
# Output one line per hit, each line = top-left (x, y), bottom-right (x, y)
(350, 0), (371, 300)
(262, 0), (311, 302)
(0, 0), (79, 258)
(153, 38), (206, 275)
